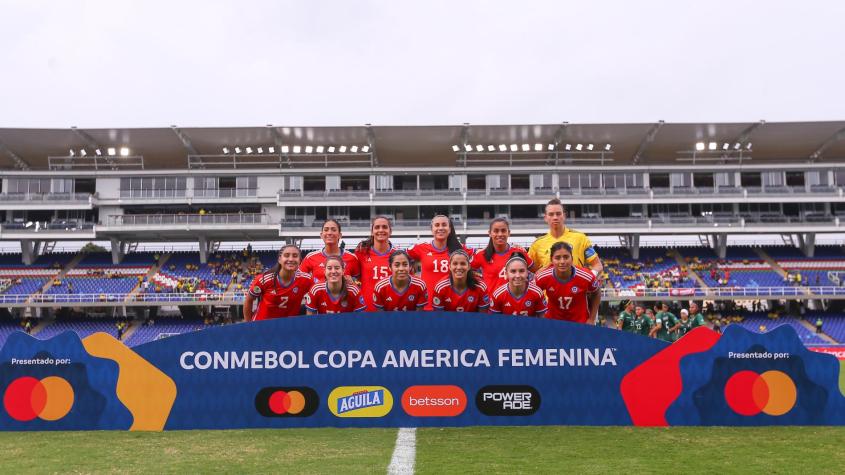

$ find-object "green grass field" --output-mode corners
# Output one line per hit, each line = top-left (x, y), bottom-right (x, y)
(1, 426), (844, 474)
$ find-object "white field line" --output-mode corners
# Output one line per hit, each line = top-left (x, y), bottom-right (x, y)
(387, 427), (417, 475)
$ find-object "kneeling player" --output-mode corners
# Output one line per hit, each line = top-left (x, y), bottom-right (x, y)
(305, 256), (366, 314)
(372, 250), (428, 311)
(534, 242), (601, 324)
(490, 254), (547, 317)
(432, 250), (490, 313)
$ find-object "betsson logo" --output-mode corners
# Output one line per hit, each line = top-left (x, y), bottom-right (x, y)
(401, 385), (467, 417)
(475, 385), (541, 416)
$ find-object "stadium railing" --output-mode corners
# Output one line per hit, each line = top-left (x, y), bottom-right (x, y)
(0, 193), (92, 202)
(108, 213), (270, 226)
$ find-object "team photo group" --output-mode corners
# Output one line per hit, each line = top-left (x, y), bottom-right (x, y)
(244, 198), (707, 342)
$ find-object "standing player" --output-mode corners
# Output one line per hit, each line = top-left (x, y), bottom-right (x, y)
(616, 300), (636, 332)
(407, 215), (467, 310)
(490, 255), (547, 317)
(688, 302), (707, 329)
(373, 250), (429, 312)
(677, 309), (693, 338)
(354, 216), (394, 310)
(305, 256), (366, 314)
(471, 217), (534, 293)
(299, 219), (361, 284)
(528, 198), (603, 275)
(243, 244), (313, 321)
(655, 303), (681, 342)
(534, 242), (601, 324)
(432, 250), (490, 313)
(631, 305), (655, 337)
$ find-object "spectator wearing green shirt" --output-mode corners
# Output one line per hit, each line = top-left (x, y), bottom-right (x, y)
(616, 300), (636, 332)
(688, 302), (707, 329)
(655, 303), (681, 342)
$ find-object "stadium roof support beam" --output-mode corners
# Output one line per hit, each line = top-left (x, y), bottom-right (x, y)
(170, 125), (198, 156)
(366, 124), (379, 167)
(797, 233), (816, 257)
(547, 122), (568, 164)
(0, 140), (31, 170)
(709, 233), (728, 259)
(809, 126), (845, 162)
(457, 123), (470, 166)
(70, 126), (103, 151)
(267, 125), (291, 168)
(110, 238), (126, 265)
(631, 120), (664, 165)
(618, 234), (640, 260)
(20, 239), (43, 266)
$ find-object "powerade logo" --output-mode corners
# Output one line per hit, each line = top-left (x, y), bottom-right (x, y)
(328, 386), (394, 418)
(255, 387), (319, 417)
(476, 385), (540, 416)
(402, 385), (467, 417)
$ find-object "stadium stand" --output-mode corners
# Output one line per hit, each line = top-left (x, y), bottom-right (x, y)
(34, 317), (123, 341)
(124, 318), (207, 347)
(600, 247), (697, 290)
(731, 313), (830, 345)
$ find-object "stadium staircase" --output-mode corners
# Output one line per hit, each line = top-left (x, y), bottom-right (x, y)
(29, 318), (52, 336)
(120, 320), (140, 343)
(754, 248), (788, 277)
(124, 253), (171, 303)
(669, 249), (708, 288)
(793, 318), (838, 344)
(30, 253), (86, 302)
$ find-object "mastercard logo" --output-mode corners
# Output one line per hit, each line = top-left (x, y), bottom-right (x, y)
(255, 387), (318, 418)
(4, 376), (74, 422)
(724, 370), (797, 416)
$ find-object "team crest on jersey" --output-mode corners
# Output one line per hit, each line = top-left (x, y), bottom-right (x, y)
(433, 297), (441, 305)
(571, 286), (580, 294)
(293, 287), (299, 293)
(409, 295), (415, 301)
(304, 294), (312, 305)
(468, 296), (475, 303)
(526, 300), (532, 307)
(341, 300), (348, 307)
(359, 296), (365, 305)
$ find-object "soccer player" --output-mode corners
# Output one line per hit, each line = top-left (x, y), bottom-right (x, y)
(688, 302), (707, 329)
(533, 241), (601, 324)
(407, 215), (467, 310)
(677, 309), (693, 338)
(299, 219), (361, 283)
(631, 305), (655, 337)
(432, 250), (490, 313)
(490, 255), (547, 317)
(528, 198), (603, 276)
(471, 218), (534, 293)
(373, 250), (429, 311)
(654, 302), (681, 342)
(305, 256), (366, 314)
(243, 244), (313, 321)
(354, 216), (394, 310)
(616, 300), (636, 332)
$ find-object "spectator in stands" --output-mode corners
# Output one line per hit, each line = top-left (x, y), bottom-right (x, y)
(23, 318), (32, 334)
(528, 198), (603, 276)
(816, 316), (824, 334)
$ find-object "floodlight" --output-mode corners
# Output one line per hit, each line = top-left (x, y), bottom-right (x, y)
(576, 144), (583, 151)
(281, 145), (290, 153)
(464, 144), (472, 152)
(565, 144), (572, 151)
(534, 143), (542, 151)
(108, 147), (116, 156)
(96, 149), (102, 156)
(246, 147), (253, 154)
(69, 149), (75, 156)
(499, 144), (507, 152)
(487, 145), (496, 152)
(708, 142), (717, 151)
(587, 144), (594, 151)
(305, 146), (314, 153)
(510, 144), (518, 152)
(476, 145), (484, 152)
(604, 144), (612, 151)
(327, 146), (335, 153)
(361, 145), (370, 153)
(120, 147), (129, 157)
(521, 144), (530, 152)
(548, 144), (555, 151)
(315, 146), (324, 153)
(222, 147), (230, 154)
(695, 142), (705, 151)
(235, 147), (242, 154)
(293, 145), (302, 154)
(339, 145), (347, 153)
(452, 145), (460, 152)
(80, 149), (87, 156)
(350, 145), (358, 153)
(268, 146), (275, 153)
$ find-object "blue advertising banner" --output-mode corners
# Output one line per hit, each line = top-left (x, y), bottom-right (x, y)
(1, 312), (844, 430)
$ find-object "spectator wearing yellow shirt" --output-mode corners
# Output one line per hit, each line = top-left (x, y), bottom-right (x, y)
(528, 198), (603, 275)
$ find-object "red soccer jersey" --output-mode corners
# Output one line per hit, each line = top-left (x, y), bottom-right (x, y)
(299, 249), (361, 284)
(304, 283), (366, 314)
(431, 277), (490, 313)
(470, 245), (534, 294)
(489, 282), (547, 317)
(372, 276), (428, 311)
(247, 271), (313, 320)
(355, 245), (394, 311)
(533, 266), (600, 323)
(407, 242), (474, 310)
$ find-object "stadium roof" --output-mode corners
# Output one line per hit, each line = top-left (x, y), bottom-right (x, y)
(0, 121), (844, 170)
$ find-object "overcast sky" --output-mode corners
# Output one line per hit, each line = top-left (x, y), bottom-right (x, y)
(1, 0), (843, 128)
